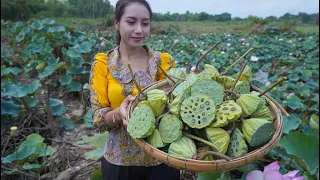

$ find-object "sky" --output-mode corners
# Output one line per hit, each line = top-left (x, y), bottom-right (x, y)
(108, 0), (319, 18)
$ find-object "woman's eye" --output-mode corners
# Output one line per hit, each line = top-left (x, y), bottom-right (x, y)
(128, 21), (135, 25)
(143, 23), (149, 26)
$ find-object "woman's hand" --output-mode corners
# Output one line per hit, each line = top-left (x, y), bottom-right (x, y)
(118, 95), (136, 127)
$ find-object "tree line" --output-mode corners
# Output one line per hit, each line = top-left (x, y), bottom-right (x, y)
(1, 0), (319, 25)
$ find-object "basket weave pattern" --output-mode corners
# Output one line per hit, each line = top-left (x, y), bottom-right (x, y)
(127, 80), (283, 172)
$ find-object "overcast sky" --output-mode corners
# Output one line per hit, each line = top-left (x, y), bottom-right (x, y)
(108, 0), (319, 18)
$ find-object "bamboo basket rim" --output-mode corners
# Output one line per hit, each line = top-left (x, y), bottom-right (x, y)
(127, 79), (284, 172)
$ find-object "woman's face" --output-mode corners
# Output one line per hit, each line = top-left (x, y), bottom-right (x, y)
(116, 3), (151, 48)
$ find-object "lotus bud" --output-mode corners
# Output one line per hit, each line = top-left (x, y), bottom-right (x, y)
(205, 127), (230, 154)
(146, 89), (168, 117)
(236, 94), (261, 117)
(168, 136), (197, 159)
(227, 128), (248, 158)
(147, 129), (166, 148)
(242, 118), (274, 147)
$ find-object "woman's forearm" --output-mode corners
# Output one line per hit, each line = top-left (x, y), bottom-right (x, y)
(104, 108), (122, 129)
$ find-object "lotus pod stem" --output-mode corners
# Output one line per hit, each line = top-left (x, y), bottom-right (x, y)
(198, 151), (232, 161)
(128, 64), (146, 99)
(258, 77), (287, 97)
(183, 132), (218, 152)
(231, 61), (248, 91)
(220, 48), (254, 76)
(195, 42), (220, 72)
(155, 61), (176, 84)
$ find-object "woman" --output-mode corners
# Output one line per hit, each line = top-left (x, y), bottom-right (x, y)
(89, 0), (180, 179)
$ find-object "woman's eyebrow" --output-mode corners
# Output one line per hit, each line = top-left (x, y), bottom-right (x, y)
(125, 16), (150, 21)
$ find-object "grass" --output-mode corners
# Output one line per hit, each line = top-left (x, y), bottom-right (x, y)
(53, 17), (319, 35)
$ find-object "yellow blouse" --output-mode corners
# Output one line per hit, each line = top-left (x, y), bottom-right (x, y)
(89, 45), (176, 166)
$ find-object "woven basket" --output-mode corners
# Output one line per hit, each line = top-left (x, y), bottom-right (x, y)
(127, 79), (283, 172)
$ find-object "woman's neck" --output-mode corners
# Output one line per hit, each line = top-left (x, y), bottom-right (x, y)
(118, 43), (144, 62)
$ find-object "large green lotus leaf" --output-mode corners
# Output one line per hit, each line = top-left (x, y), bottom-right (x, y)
(191, 79), (224, 105)
(42, 18), (56, 25)
(58, 116), (76, 130)
(17, 80), (42, 97)
(159, 114), (183, 143)
(49, 98), (65, 116)
(84, 149), (104, 160)
(282, 114), (302, 134)
(66, 47), (82, 58)
(180, 94), (215, 129)
(1, 67), (21, 77)
(77, 132), (109, 148)
(1, 99), (20, 117)
(84, 109), (93, 128)
(1, 83), (19, 97)
(68, 81), (82, 92)
(75, 41), (93, 53)
(16, 32), (25, 42)
(279, 132), (319, 175)
(38, 65), (55, 80)
(59, 75), (72, 86)
(23, 163), (50, 172)
(46, 26), (65, 33)
(67, 66), (87, 74)
(309, 114), (319, 131)
(24, 95), (38, 108)
(287, 95), (304, 110)
(31, 20), (43, 30)
(70, 57), (84, 67)
(127, 104), (155, 138)
(1, 134), (52, 163)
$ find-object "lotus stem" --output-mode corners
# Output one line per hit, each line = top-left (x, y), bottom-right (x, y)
(183, 132), (218, 152)
(227, 121), (236, 135)
(258, 77), (287, 97)
(155, 111), (170, 126)
(220, 48), (254, 76)
(198, 151), (232, 161)
(195, 42), (220, 72)
(165, 81), (182, 96)
(224, 90), (240, 98)
(128, 64), (146, 99)
(230, 61), (248, 91)
(155, 61), (176, 84)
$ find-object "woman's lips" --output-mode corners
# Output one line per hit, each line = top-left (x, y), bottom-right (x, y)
(132, 37), (142, 42)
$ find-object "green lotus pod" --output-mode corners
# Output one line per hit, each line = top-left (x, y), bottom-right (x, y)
(169, 89), (190, 117)
(236, 94), (261, 117)
(209, 111), (228, 128)
(216, 76), (235, 89)
(147, 129), (166, 148)
(238, 65), (252, 82)
(234, 80), (251, 95)
(197, 146), (214, 161)
(137, 100), (149, 107)
(250, 104), (274, 122)
(191, 79), (224, 105)
(250, 91), (267, 109)
(217, 100), (242, 122)
(159, 114), (183, 143)
(166, 68), (186, 85)
(196, 64), (219, 80)
(127, 104), (155, 138)
(172, 77), (197, 98)
(168, 136), (197, 159)
(146, 89), (168, 117)
(242, 118), (274, 147)
(205, 127), (230, 154)
(227, 128), (248, 158)
(180, 94), (216, 129)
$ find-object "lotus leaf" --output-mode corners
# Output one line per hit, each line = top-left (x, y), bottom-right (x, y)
(127, 104), (155, 139)
(159, 114), (183, 143)
(180, 94), (216, 129)
(205, 127), (230, 154)
(242, 118), (274, 147)
(236, 94), (261, 117)
(147, 129), (165, 148)
(227, 128), (248, 158)
(168, 136), (197, 159)
(146, 89), (168, 117)
(191, 79), (224, 105)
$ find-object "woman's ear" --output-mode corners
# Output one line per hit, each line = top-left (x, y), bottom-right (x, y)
(114, 20), (119, 30)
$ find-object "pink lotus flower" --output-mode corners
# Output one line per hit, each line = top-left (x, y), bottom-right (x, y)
(246, 162), (304, 180)
(180, 67), (187, 73)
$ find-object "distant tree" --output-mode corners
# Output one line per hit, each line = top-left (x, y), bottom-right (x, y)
(1, 0), (31, 21)
(198, 12), (209, 21)
(265, 16), (277, 21)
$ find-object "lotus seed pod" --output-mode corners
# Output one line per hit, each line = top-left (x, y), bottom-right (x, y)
(209, 111), (228, 128)
(147, 129), (166, 148)
(216, 76), (235, 89)
(236, 94), (261, 117)
(227, 128), (248, 158)
(196, 64), (219, 80)
(169, 90), (190, 117)
(127, 104), (155, 139)
(217, 100), (243, 122)
(238, 65), (252, 82)
(191, 79), (224, 105)
(159, 114), (183, 143)
(180, 94), (216, 129)
(205, 127), (230, 154)
(166, 68), (186, 85)
(250, 104), (274, 122)
(242, 118), (274, 147)
(172, 77), (197, 98)
(168, 136), (197, 159)
(146, 89), (168, 117)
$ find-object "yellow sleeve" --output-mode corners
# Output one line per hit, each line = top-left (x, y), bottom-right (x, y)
(89, 53), (111, 130)
(158, 53), (177, 80)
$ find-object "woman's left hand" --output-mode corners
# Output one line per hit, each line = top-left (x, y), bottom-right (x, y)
(118, 95), (136, 127)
